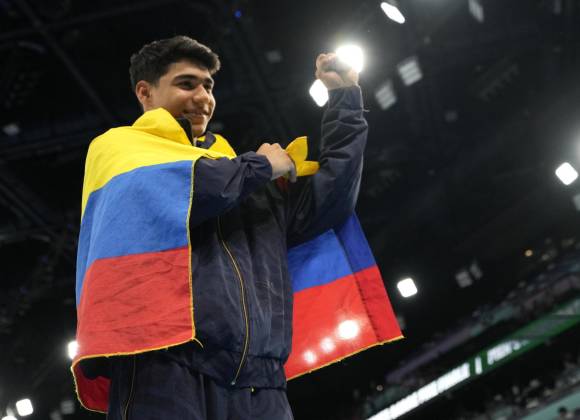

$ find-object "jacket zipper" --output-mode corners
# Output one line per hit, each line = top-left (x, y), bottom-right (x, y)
(122, 356), (136, 420)
(217, 216), (250, 385)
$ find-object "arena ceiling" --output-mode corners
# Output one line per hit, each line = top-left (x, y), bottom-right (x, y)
(1, 0), (580, 418)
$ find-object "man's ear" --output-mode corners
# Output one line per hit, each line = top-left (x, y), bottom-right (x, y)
(135, 81), (153, 110)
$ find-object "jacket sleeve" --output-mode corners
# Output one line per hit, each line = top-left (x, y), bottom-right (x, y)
(286, 85), (368, 246)
(190, 152), (272, 226)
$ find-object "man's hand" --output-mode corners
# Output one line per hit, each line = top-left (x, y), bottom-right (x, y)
(256, 143), (297, 182)
(315, 52), (359, 91)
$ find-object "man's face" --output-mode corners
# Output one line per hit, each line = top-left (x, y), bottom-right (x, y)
(137, 60), (216, 137)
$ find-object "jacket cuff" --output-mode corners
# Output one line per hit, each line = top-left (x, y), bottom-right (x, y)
(327, 86), (363, 110)
(243, 152), (273, 181)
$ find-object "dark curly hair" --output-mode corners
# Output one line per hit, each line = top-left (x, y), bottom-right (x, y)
(129, 36), (221, 90)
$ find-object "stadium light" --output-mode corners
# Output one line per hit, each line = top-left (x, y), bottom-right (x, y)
(455, 269), (473, 288)
(60, 398), (75, 415)
(468, 0), (484, 23)
(469, 260), (483, 279)
(67, 340), (79, 360)
(16, 399), (34, 416)
(555, 162), (578, 185)
(2, 416), (17, 420)
(380, 2), (405, 24)
(375, 80), (397, 110)
(397, 278), (418, 298)
(336, 44), (364, 73)
(309, 79), (329, 107)
(397, 56), (422, 86)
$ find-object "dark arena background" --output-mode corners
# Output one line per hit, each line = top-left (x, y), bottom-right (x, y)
(2, 0), (580, 419)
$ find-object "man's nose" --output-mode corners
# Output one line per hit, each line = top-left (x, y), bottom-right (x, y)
(192, 85), (211, 104)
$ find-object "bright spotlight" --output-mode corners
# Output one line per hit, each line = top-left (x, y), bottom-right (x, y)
(335, 44), (364, 73)
(2, 416), (17, 420)
(397, 278), (418, 298)
(397, 56), (422, 86)
(16, 398), (34, 416)
(380, 2), (405, 24)
(67, 340), (79, 360)
(556, 162), (578, 185)
(338, 319), (360, 340)
(309, 79), (329, 107)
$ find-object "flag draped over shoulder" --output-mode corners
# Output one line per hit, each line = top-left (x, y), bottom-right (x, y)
(73, 108), (234, 412)
(72, 107), (401, 412)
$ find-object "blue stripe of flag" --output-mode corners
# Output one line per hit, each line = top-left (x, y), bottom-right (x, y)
(288, 214), (375, 293)
(76, 161), (192, 305)
(334, 214), (376, 273)
(288, 230), (352, 293)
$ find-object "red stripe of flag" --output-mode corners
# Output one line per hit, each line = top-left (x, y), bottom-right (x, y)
(76, 247), (193, 358)
(285, 266), (401, 378)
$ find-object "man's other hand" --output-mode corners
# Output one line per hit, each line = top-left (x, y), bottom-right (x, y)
(315, 52), (359, 91)
(257, 143), (297, 182)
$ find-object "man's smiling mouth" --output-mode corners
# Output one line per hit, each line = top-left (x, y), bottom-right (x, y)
(183, 110), (208, 117)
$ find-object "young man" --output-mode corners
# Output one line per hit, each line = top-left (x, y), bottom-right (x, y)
(73, 36), (367, 419)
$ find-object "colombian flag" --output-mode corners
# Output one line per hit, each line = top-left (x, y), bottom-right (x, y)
(285, 214), (402, 379)
(72, 108), (402, 412)
(73, 109), (235, 412)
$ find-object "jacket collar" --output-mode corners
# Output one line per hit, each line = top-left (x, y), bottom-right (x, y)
(175, 117), (216, 149)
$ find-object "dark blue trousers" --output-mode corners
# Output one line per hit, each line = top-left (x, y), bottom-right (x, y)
(106, 351), (294, 420)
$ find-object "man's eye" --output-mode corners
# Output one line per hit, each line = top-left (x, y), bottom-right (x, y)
(179, 82), (193, 89)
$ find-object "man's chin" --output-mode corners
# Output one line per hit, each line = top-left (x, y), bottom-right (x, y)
(190, 123), (207, 138)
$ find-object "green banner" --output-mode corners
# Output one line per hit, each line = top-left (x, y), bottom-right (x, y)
(367, 296), (580, 420)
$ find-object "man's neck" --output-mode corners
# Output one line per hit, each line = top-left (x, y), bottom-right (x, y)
(175, 117), (195, 145)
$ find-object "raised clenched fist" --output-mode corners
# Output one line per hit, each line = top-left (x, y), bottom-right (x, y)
(315, 52), (359, 91)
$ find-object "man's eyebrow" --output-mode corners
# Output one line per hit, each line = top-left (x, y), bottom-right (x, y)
(173, 74), (214, 86)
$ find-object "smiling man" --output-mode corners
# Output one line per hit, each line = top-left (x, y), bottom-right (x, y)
(133, 55), (217, 141)
(73, 35), (368, 420)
